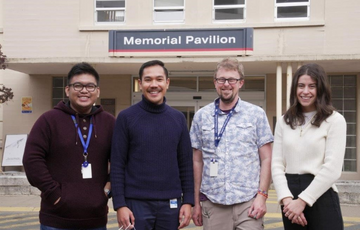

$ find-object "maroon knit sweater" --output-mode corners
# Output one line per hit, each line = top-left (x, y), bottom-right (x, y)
(23, 101), (115, 228)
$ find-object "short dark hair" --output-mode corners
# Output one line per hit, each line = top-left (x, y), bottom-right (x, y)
(138, 60), (168, 80)
(284, 63), (335, 129)
(67, 62), (100, 85)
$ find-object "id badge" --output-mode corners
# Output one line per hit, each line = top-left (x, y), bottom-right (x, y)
(81, 163), (92, 179)
(170, 198), (178, 208)
(210, 159), (218, 177)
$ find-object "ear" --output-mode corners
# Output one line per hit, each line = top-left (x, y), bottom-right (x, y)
(65, 86), (70, 97)
(166, 78), (170, 89)
(138, 79), (143, 91)
(97, 87), (100, 98)
(238, 79), (245, 89)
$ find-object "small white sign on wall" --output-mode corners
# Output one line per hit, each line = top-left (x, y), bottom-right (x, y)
(2, 134), (28, 166)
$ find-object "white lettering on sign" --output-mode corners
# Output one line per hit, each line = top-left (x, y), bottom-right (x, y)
(124, 36), (182, 45)
(186, 35), (236, 44)
(123, 35), (236, 46)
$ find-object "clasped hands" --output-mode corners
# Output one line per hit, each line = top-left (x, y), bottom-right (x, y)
(282, 197), (308, 227)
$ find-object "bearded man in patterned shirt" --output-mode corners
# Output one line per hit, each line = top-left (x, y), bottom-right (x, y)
(190, 58), (274, 230)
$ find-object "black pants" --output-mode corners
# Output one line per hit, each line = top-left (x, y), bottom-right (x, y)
(281, 174), (343, 230)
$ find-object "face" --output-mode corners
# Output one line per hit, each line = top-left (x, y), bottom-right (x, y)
(139, 65), (170, 105)
(296, 74), (317, 112)
(65, 73), (100, 114)
(214, 67), (244, 106)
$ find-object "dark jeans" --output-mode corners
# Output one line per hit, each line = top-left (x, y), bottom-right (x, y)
(281, 174), (343, 230)
(126, 198), (181, 230)
(40, 224), (106, 230)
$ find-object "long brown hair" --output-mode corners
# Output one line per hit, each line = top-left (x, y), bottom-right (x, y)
(284, 63), (335, 129)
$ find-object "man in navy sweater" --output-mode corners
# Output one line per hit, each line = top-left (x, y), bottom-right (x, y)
(111, 60), (194, 230)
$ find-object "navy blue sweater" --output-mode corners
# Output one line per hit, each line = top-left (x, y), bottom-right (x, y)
(111, 97), (194, 210)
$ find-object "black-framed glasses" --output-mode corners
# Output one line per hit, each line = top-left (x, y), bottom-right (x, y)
(68, 83), (98, 92)
(215, 78), (241, 85)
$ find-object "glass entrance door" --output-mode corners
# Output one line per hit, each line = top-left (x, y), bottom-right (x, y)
(172, 106), (195, 130)
(170, 100), (211, 130)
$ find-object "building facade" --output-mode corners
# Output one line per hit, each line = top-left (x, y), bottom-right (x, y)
(0, 0), (359, 180)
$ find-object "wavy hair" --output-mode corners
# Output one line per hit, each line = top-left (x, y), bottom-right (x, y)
(284, 63), (335, 129)
(214, 58), (244, 80)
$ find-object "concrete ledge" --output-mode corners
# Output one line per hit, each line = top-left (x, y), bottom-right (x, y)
(337, 180), (360, 205)
(0, 172), (40, 195)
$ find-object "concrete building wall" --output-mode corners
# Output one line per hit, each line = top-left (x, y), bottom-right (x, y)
(0, 0), (359, 180)
(1, 0), (359, 59)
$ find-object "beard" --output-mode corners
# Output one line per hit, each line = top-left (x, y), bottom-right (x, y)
(219, 93), (236, 104)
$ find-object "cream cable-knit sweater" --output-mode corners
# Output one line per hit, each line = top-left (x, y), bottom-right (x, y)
(271, 111), (346, 207)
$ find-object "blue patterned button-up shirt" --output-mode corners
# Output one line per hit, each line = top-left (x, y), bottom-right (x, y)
(190, 98), (274, 205)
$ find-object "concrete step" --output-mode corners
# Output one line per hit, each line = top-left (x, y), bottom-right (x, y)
(337, 180), (360, 204)
(1, 172), (359, 205)
(0, 172), (40, 195)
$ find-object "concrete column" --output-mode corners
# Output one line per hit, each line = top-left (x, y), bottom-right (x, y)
(286, 63), (292, 109)
(297, 62), (302, 69)
(276, 63), (282, 122)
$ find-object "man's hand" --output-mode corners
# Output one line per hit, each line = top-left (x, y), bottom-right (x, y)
(178, 204), (191, 229)
(192, 203), (203, 226)
(248, 195), (267, 219)
(116, 207), (135, 229)
(54, 197), (61, 205)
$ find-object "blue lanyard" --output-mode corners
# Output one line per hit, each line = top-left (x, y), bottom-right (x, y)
(214, 98), (238, 147)
(71, 115), (93, 167)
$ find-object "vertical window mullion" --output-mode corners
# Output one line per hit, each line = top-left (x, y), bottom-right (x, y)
(329, 75), (357, 172)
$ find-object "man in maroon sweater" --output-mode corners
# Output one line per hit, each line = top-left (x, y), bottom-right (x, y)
(23, 62), (115, 230)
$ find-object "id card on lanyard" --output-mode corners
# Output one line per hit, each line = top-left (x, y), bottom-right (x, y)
(212, 98), (238, 177)
(71, 115), (93, 179)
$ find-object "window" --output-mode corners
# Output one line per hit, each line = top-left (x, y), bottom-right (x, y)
(329, 75), (357, 172)
(153, 0), (184, 23)
(52, 77), (68, 107)
(213, 0), (246, 21)
(275, 0), (309, 20)
(95, 0), (125, 23)
(242, 76), (265, 91)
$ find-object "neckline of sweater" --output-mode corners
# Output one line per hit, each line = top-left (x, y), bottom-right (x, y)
(139, 95), (167, 114)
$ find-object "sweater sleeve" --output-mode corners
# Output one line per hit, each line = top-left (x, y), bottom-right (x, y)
(177, 116), (195, 206)
(110, 112), (130, 210)
(298, 113), (347, 206)
(22, 115), (61, 205)
(271, 118), (294, 204)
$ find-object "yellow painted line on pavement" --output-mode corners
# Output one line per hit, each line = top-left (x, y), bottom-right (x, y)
(264, 221), (285, 229)
(0, 221), (39, 229)
(343, 216), (360, 223)
(0, 207), (39, 212)
(264, 213), (282, 218)
(0, 212), (34, 220)
(0, 215), (38, 224)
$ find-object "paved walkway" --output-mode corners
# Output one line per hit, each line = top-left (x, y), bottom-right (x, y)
(0, 190), (359, 229)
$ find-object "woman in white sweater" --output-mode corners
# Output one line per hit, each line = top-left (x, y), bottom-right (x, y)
(271, 63), (346, 230)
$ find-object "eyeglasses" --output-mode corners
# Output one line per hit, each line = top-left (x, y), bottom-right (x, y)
(215, 78), (241, 85)
(68, 83), (98, 92)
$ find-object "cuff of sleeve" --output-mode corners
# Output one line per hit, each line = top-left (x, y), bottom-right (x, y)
(112, 195), (127, 211)
(182, 192), (195, 207)
(277, 191), (294, 205)
(298, 193), (315, 207)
